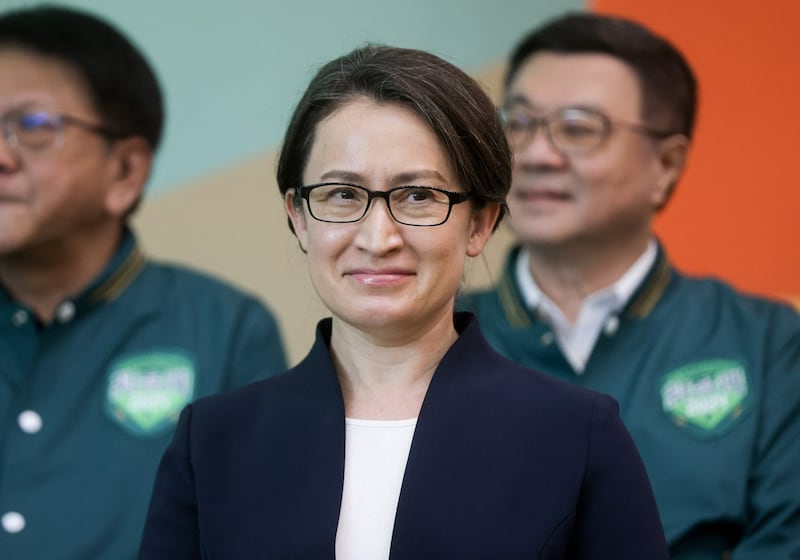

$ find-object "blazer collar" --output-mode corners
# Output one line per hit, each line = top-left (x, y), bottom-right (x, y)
(295, 312), (485, 395)
(286, 313), (499, 558)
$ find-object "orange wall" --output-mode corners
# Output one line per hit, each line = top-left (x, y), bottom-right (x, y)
(591, 0), (800, 301)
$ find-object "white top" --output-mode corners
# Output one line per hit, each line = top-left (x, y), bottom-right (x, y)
(516, 240), (657, 373)
(335, 417), (417, 560)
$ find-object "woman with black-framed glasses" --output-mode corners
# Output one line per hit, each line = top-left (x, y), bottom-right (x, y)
(140, 45), (668, 560)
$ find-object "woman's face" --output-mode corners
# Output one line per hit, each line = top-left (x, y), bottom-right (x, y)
(286, 98), (498, 339)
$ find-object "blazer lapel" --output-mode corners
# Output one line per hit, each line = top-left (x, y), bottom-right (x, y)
(390, 314), (498, 558)
(259, 318), (346, 557)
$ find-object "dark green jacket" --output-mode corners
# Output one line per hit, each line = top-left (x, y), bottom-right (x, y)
(459, 245), (800, 560)
(0, 230), (287, 559)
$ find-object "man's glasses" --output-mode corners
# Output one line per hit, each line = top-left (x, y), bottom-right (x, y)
(499, 105), (674, 154)
(296, 183), (470, 227)
(1, 110), (123, 153)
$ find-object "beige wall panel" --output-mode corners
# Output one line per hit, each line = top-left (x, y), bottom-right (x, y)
(133, 61), (515, 366)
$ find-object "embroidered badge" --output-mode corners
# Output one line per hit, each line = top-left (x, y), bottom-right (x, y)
(660, 359), (749, 433)
(105, 351), (195, 436)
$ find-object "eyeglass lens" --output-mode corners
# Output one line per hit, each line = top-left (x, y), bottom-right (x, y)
(503, 107), (608, 153)
(3, 112), (63, 151)
(306, 184), (456, 226)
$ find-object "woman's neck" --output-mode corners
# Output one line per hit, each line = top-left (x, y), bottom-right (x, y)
(331, 311), (458, 420)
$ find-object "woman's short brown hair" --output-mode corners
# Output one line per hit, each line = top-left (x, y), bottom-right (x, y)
(277, 44), (511, 231)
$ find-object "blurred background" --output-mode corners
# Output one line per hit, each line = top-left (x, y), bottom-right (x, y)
(7, 0), (798, 363)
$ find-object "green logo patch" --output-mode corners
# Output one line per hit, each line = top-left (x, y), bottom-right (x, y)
(105, 351), (195, 436)
(660, 359), (748, 433)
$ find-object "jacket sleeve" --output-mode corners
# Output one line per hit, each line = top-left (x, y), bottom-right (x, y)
(224, 297), (288, 389)
(732, 307), (800, 559)
(572, 394), (670, 559)
(139, 405), (201, 560)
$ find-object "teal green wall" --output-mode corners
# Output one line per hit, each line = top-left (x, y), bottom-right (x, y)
(4, 1), (583, 195)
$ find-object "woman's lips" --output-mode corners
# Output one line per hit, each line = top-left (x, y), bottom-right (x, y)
(345, 269), (415, 286)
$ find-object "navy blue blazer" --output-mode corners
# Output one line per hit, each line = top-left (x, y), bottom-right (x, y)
(140, 313), (668, 559)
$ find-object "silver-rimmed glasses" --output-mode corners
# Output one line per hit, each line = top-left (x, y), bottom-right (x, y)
(1, 110), (123, 153)
(297, 182), (470, 227)
(499, 105), (673, 154)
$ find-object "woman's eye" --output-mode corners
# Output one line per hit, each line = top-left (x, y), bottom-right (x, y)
(406, 188), (433, 202)
(329, 187), (359, 200)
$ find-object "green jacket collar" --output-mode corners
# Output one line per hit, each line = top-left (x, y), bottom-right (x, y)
(497, 243), (673, 329)
(0, 228), (146, 320)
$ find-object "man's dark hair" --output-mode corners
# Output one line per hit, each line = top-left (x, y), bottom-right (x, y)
(0, 4), (164, 151)
(506, 12), (697, 139)
(277, 44), (511, 232)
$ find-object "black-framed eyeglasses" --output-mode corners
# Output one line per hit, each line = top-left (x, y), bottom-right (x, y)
(296, 182), (470, 227)
(1, 110), (125, 153)
(499, 105), (674, 154)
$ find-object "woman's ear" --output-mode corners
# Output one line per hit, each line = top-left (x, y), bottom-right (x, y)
(285, 190), (309, 252)
(466, 202), (501, 257)
(103, 136), (153, 217)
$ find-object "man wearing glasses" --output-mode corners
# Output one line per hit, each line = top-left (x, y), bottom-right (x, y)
(461, 12), (800, 558)
(0, 6), (286, 559)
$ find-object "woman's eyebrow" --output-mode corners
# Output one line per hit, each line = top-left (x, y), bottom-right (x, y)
(317, 169), (449, 185)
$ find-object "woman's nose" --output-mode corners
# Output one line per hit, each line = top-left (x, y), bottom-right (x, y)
(353, 197), (404, 255)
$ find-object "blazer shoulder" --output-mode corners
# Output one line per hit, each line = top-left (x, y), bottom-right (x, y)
(443, 337), (611, 432)
(189, 345), (340, 432)
(486, 345), (606, 405)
